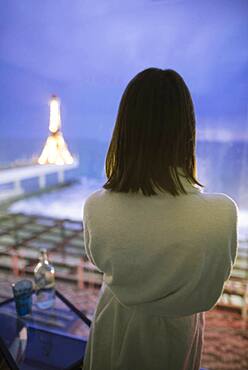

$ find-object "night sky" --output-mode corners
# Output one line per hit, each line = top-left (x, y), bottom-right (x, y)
(0, 0), (247, 142)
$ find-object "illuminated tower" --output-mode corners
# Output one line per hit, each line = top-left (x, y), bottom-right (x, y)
(38, 95), (74, 165)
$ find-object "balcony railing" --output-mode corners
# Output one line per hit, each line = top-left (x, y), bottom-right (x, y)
(0, 211), (247, 322)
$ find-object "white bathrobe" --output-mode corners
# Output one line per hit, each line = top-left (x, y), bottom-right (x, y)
(82, 175), (238, 370)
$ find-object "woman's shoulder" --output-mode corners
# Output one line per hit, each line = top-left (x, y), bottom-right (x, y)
(83, 188), (239, 217)
(83, 188), (109, 209)
(199, 191), (238, 216)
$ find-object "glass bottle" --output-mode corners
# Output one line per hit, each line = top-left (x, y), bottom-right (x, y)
(34, 249), (55, 309)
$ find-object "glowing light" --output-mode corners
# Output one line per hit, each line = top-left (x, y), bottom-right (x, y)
(49, 96), (61, 133)
(38, 95), (74, 165)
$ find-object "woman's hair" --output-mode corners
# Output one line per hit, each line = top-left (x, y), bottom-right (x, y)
(103, 68), (203, 196)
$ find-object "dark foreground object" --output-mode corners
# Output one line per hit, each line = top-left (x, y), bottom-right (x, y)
(0, 290), (91, 370)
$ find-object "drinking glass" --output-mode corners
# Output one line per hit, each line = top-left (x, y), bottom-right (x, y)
(12, 279), (33, 316)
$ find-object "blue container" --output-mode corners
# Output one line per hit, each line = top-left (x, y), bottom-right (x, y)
(12, 279), (33, 316)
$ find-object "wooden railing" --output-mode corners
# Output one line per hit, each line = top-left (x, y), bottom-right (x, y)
(0, 211), (247, 320)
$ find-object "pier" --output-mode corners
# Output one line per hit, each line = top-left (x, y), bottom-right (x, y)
(0, 158), (79, 202)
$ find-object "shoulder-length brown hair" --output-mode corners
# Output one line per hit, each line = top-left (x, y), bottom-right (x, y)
(103, 68), (203, 196)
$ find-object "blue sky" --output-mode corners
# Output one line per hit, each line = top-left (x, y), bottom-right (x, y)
(0, 0), (247, 141)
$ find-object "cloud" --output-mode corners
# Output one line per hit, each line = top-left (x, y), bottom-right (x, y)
(1, 0), (247, 84)
(0, 0), (247, 138)
(197, 118), (248, 142)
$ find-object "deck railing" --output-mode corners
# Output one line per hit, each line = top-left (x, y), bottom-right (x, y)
(0, 211), (247, 321)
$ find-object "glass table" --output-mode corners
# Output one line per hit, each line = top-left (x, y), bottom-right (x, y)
(0, 290), (91, 370)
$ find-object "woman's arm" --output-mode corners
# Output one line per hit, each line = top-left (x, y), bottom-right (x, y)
(83, 204), (97, 266)
(224, 200), (239, 281)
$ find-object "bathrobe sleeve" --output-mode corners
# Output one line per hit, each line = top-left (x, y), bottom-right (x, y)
(223, 203), (238, 281)
(83, 202), (102, 271)
(83, 195), (239, 318)
(139, 206), (238, 317)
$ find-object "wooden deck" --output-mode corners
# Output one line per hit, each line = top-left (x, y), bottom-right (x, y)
(0, 211), (102, 288)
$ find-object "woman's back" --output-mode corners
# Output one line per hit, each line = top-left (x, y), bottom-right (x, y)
(83, 178), (237, 370)
(83, 175), (237, 318)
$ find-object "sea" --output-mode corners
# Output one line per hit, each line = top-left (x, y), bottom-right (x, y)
(0, 137), (247, 240)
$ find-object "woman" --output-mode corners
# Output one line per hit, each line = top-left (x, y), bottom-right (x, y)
(82, 68), (238, 370)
